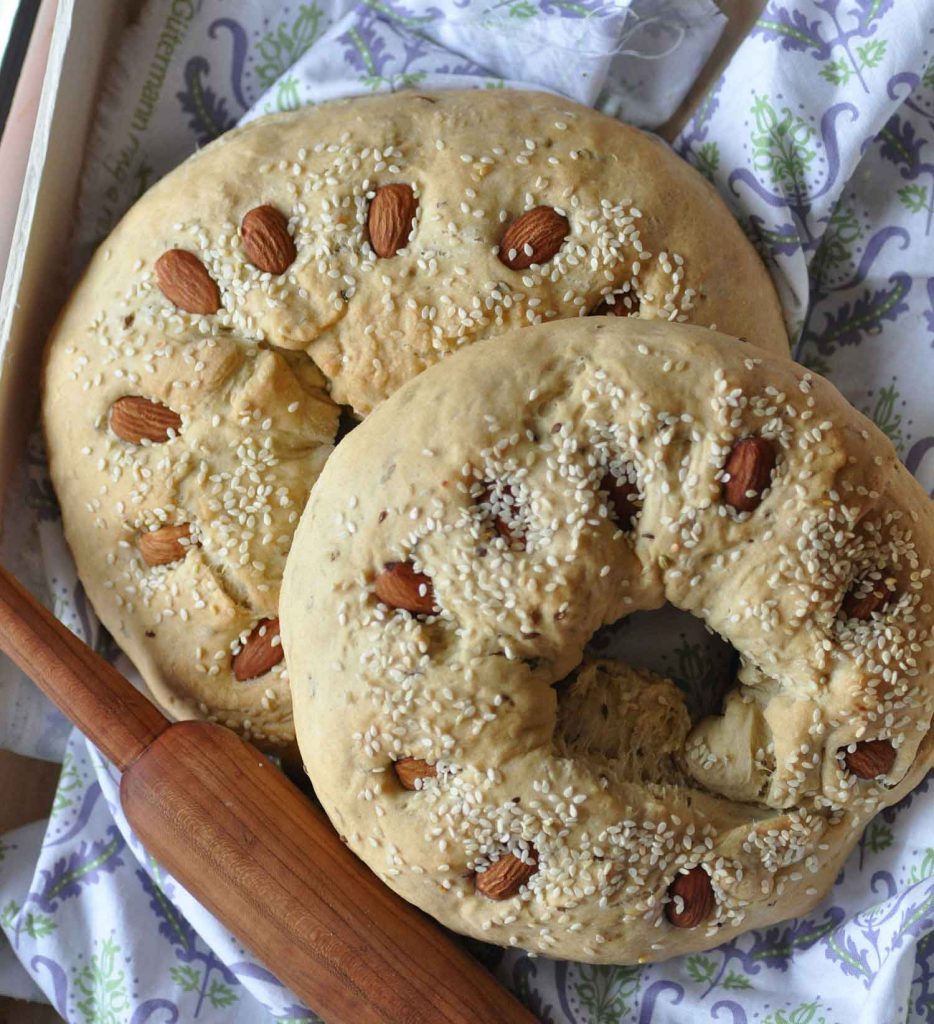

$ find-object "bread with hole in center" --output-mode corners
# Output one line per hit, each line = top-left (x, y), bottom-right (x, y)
(282, 318), (932, 962)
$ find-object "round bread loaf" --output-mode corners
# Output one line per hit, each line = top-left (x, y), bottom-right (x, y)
(282, 318), (933, 962)
(42, 90), (787, 746)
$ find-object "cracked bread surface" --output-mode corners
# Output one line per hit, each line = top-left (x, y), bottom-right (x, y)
(282, 318), (932, 962)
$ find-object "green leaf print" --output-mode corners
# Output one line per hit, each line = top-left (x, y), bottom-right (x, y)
(695, 141), (720, 180)
(398, 72), (427, 88)
(169, 964), (201, 993)
(52, 751), (83, 815)
(749, 94), (816, 199)
(811, 203), (863, 283)
(1, 900), (20, 929)
(274, 75), (303, 114)
(207, 979), (238, 1009)
(361, 70), (427, 92)
(924, 58), (934, 90)
(255, 4), (327, 92)
(908, 848), (934, 884)
(723, 970), (753, 990)
(762, 1000), (831, 1024)
(897, 183), (928, 214)
(814, 32), (885, 89)
(864, 820), (894, 854)
(74, 935), (131, 1024)
(893, 888), (934, 952)
(509, 1), (537, 16)
(827, 205), (862, 246)
(752, 917), (839, 962)
(662, 633), (729, 719)
(22, 912), (56, 939)
(819, 58), (852, 86)
(855, 39), (887, 70)
(685, 953), (717, 985)
(861, 383), (904, 454)
(362, 0), (434, 29)
(547, 0), (590, 12)
(572, 963), (640, 1023)
(750, 220), (803, 254)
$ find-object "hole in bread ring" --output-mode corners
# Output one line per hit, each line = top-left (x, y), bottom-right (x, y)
(334, 405), (362, 447)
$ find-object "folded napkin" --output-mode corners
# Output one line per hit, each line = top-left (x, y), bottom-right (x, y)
(1, 1), (932, 1021)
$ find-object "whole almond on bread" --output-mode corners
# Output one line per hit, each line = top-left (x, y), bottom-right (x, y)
(499, 206), (569, 270)
(665, 866), (715, 928)
(241, 205), (296, 275)
(721, 436), (775, 512)
(373, 562), (437, 614)
(841, 576), (892, 620)
(475, 852), (538, 900)
(139, 524), (194, 566)
(843, 738), (896, 779)
(393, 757), (437, 790)
(232, 618), (283, 681)
(155, 249), (221, 314)
(110, 396), (182, 444)
(368, 184), (417, 258)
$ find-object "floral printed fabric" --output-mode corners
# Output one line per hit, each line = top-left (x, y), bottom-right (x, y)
(2, 733), (313, 1022)
(0, 1), (932, 1022)
(676, 0), (934, 489)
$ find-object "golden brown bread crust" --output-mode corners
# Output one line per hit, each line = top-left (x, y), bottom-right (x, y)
(282, 318), (932, 962)
(42, 90), (787, 744)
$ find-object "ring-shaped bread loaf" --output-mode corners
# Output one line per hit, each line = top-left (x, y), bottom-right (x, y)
(42, 90), (787, 746)
(282, 318), (933, 963)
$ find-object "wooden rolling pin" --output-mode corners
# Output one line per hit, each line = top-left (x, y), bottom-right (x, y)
(0, 567), (536, 1023)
